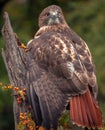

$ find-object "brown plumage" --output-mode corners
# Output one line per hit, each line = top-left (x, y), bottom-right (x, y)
(26, 5), (103, 130)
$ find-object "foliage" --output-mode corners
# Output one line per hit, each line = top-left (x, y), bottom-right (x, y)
(0, 83), (36, 130)
(0, 0), (105, 129)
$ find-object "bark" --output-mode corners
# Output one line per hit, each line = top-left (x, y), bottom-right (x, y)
(1, 12), (30, 130)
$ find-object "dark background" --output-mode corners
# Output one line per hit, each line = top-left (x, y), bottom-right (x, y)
(0, 0), (105, 129)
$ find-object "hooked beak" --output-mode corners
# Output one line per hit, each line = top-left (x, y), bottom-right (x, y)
(50, 11), (58, 20)
(48, 10), (60, 25)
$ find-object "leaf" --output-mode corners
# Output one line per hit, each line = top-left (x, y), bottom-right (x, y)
(17, 121), (25, 130)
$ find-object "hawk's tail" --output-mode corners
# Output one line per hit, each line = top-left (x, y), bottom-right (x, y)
(70, 90), (103, 129)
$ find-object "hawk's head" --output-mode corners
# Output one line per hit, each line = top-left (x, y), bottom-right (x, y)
(38, 5), (67, 27)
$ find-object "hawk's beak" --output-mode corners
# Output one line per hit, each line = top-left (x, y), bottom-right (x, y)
(48, 10), (60, 25)
(50, 11), (58, 20)
(51, 13), (58, 20)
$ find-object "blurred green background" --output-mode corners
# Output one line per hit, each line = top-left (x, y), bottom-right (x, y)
(0, 0), (105, 129)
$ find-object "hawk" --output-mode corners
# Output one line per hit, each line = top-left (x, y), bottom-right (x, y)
(26, 5), (103, 130)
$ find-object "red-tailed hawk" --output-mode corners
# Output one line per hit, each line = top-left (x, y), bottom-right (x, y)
(26, 5), (103, 130)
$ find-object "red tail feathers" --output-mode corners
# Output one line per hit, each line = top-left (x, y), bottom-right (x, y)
(70, 90), (103, 129)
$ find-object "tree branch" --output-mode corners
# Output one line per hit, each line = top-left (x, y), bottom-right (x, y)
(1, 12), (30, 130)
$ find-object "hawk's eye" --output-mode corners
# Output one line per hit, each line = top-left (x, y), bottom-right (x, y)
(58, 11), (61, 15)
(46, 12), (50, 16)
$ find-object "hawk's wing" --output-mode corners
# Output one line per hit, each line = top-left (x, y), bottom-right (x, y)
(69, 29), (98, 98)
(26, 52), (69, 129)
